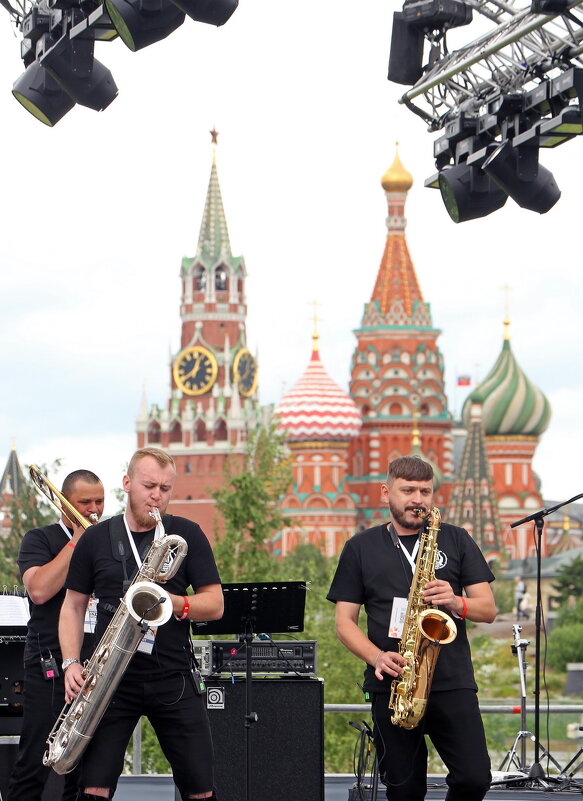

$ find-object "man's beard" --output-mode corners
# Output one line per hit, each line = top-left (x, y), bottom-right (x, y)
(128, 497), (159, 530)
(389, 501), (424, 531)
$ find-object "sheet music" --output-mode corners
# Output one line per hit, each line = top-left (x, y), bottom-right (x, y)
(0, 595), (30, 627)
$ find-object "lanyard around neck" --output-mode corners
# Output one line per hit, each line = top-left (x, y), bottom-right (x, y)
(122, 513), (164, 568)
(59, 520), (73, 540)
(389, 523), (420, 573)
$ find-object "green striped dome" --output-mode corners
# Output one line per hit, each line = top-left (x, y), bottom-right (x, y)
(461, 338), (551, 436)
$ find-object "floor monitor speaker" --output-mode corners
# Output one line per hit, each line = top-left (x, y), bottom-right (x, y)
(202, 677), (324, 801)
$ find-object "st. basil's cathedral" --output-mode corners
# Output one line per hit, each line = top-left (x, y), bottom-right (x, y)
(1, 138), (576, 566)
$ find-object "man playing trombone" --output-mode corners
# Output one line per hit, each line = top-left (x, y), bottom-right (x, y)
(6, 469), (104, 801)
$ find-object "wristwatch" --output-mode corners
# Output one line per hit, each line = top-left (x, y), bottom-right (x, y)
(62, 658), (80, 672)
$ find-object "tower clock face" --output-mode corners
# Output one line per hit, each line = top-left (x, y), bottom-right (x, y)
(173, 345), (218, 396)
(233, 348), (258, 397)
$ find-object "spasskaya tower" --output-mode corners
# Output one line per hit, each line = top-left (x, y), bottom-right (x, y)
(136, 132), (258, 539)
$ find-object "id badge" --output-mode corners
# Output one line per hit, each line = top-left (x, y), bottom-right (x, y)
(84, 597), (99, 634)
(389, 597), (408, 639)
(138, 626), (157, 654)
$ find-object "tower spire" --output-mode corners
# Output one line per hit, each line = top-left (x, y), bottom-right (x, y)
(501, 283), (512, 341)
(196, 131), (231, 262)
(365, 147), (431, 327)
(310, 299), (321, 357)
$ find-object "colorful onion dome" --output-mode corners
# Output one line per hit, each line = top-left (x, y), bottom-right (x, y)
(275, 335), (362, 442)
(381, 147), (413, 193)
(461, 324), (551, 437)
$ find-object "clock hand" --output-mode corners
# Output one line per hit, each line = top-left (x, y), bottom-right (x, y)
(181, 355), (202, 381)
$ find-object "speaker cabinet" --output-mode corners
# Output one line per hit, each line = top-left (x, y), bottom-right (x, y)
(205, 677), (324, 801)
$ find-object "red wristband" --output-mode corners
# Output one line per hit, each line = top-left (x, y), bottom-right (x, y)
(67, 541), (75, 549)
(459, 596), (467, 619)
(175, 596), (189, 621)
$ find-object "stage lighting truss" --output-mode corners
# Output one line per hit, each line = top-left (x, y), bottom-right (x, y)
(397, 0), (583, 130)
(389, 0), (583, 216)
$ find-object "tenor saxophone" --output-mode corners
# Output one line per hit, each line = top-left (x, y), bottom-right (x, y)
(388, 506), (457, 729)
(44, 508), (188, 774)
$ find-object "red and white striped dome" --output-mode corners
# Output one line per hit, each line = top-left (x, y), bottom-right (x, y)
(275, 339), (361, 442)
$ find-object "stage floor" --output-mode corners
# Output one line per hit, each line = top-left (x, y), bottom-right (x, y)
(325, 775), (583, 799)
(108, 774), (583, 800)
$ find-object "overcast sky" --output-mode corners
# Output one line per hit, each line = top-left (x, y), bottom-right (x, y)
(0, 0), (581, 514)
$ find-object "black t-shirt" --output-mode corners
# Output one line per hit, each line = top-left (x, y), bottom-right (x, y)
(18, 522), (93, 666)
(327, 521), (495, 694)
(65, 514), (221, 679)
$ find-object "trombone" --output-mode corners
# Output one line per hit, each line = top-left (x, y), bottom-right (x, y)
(29, 465), (98, 530)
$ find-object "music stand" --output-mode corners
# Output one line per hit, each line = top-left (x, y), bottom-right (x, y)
(192, 582), (307, 801)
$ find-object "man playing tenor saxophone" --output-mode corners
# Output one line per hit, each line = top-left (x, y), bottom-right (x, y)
(327, 456), (496, 801)
(59, 447), (223, 801)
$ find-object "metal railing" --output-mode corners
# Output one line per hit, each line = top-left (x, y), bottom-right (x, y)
(324, 703), (583, 714)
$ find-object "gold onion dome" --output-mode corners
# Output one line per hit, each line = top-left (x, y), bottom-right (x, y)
(381, 149), (413, 192)
(461, 327), (551, 437)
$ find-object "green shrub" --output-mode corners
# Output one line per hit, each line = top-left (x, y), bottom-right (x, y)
(547, 622), (583, 672)
(555, 598), (583, 628)
(492, 578), (514, 615)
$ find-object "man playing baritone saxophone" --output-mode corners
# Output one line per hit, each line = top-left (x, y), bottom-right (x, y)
(59, 448), (223, 801)
(7, 470), (104, 801)
(327, 456), (496, 801)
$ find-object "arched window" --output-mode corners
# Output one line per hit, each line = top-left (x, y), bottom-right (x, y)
(194, 265), (206, 292)
(194, 418), (206, 442)
(168, 420), (182, 443)
(214, 418), (228, 441)
(147, 421), (161, 444)
(215, 266), (228, 291)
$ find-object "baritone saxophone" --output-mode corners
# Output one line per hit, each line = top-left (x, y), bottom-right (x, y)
(44, 508), (188, 774)
(388, 506), (457, 729)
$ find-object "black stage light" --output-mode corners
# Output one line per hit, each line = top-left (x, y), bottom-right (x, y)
(167, 0), (237, 25)
(104, 0), (184, 51)
(388, 11), (424, 85)
(402, 0), (472, 29)
(41, 36), (118, 111)
(531, 0), (568, 12)
(12, 61), (75, 126)
(483, 140), (561, 213)
(439, 163), (508, 222)
(539, 107), (583, 147)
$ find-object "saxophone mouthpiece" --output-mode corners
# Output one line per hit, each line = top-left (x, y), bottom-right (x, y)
(413, 507), (426, 517)
(149, 507), (162, 523)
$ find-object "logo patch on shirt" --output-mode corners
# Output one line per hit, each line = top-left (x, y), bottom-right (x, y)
(435, 550), (448, 570)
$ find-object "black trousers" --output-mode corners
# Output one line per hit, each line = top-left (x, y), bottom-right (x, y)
(79, 671), (213, 800)
(5, 661), (80, 801)
(372, 689), (491, 801)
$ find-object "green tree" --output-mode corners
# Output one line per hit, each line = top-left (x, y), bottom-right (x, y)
(0, 464), (56, 586)
(547, 623), (583, 672)
(212, 423), (291, 582)
(551, 555), (583, 606)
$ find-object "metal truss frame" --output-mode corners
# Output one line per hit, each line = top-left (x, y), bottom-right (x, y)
(399, 0), (583, 130)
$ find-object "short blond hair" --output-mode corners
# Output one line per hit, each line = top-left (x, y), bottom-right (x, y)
(127, 448), (175, 477)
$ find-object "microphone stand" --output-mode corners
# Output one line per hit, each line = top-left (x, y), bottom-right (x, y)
(510, 492), (583, 788)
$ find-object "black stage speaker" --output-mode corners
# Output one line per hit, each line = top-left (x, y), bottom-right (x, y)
(204, 677), (324, 801)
